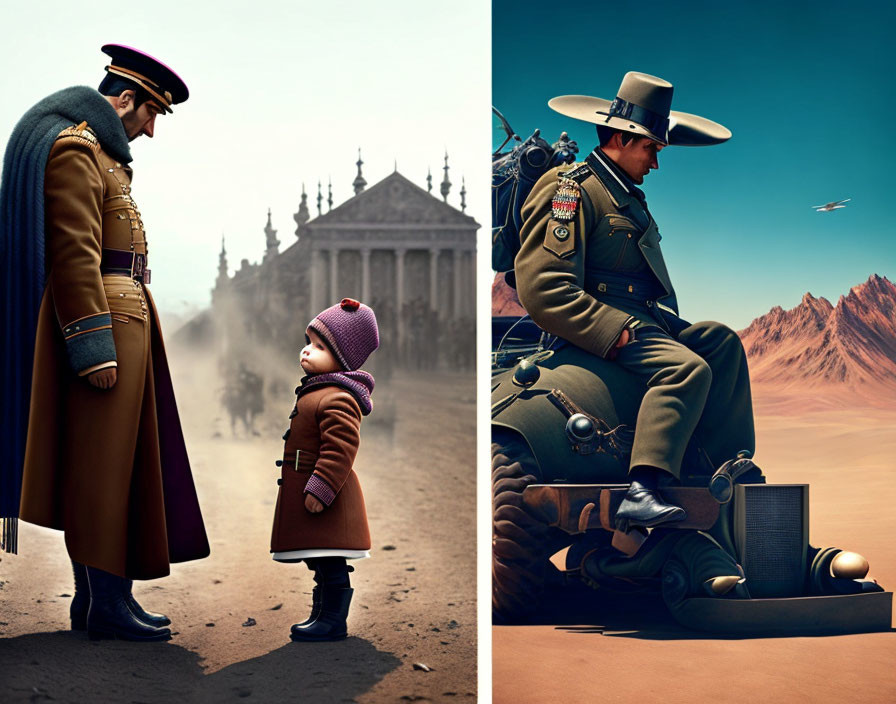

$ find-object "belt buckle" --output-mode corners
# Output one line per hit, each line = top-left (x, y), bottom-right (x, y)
(120, 250), (136, 279)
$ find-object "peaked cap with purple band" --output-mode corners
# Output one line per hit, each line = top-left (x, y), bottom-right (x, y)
(308, 298), (379, 371)
(101, 44), (188, 114)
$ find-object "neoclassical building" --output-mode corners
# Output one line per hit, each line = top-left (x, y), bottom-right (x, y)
(211, 154), (478, 374)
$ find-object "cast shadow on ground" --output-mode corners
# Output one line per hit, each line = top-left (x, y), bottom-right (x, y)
(505, 584), (896, 641)
(0, 631), (400, 703)
(200, 638), (402, 702)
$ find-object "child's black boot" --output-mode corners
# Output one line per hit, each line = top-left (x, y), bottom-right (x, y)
(291, 558), (353, 641)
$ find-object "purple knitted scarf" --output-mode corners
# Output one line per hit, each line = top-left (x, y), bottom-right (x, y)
(295, 370), (375, 415)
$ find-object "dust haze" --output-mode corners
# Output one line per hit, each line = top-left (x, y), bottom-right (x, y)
(0, 314), (478, 702)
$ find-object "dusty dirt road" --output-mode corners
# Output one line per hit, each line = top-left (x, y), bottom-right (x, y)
(0, 346), (477, 703)
(493, 388), (896, 704)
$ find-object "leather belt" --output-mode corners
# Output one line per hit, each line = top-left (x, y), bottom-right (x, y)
(586, 267), (663, 302)
(100, 248), (151, 284)
(278, 450), (317, 470)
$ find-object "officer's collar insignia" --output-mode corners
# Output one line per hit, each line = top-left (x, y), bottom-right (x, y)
(551, 177), (580, 221)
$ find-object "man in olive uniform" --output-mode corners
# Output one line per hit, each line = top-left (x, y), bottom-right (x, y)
(515, 72), (755, 529)
(0, 45), (209, 641)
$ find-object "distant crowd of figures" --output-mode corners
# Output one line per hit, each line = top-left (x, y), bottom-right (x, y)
(216, 295), (474, 437)
(368, 296), (475, 377)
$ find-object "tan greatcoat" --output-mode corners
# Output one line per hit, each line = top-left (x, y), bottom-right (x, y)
(270, 385), (371, 553)
(19, 124), (209, 579)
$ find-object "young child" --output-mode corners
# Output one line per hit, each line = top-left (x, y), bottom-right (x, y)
(270, 298), (379, 641)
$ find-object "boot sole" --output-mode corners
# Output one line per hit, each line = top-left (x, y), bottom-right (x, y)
(615, 510), (687, 533)
(88, 628), (171, 642)
(289, 631), (347, 642)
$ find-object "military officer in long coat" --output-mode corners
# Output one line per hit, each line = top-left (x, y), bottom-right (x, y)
(0, 45), (209, 641)
(515, 72), (756, 529)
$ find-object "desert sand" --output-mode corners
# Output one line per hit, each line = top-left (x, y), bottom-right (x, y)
(0, 345), (477, 703)
(493, 386), (896, 703)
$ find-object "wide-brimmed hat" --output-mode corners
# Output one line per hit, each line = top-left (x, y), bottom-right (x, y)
(549, 71), (730, 147)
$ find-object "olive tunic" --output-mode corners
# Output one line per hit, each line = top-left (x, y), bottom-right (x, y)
(514, 147), (755, 476)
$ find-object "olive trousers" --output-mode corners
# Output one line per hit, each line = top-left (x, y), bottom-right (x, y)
(613, 320), (755, 479)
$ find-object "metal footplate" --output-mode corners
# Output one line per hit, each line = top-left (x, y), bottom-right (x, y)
(522, 484), (720, 534)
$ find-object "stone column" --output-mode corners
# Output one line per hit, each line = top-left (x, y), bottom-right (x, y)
(429, 248), (439, 314)
(361, 247), (371, 303)
(395, 248), (406, 360)
(310, 247), (322, 316)
(329, 247), (340, 304)
(453, 249), (462, 319)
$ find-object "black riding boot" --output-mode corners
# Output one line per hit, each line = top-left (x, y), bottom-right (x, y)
(85, 567), (171, 641)
(290, 558), (353, 642)
(124, 579), (171, 627)
(70, 560), (90, 631)
(615, 467), (687, 531)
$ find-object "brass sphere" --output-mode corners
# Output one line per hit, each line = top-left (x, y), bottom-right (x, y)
(830, 551), (870, 579)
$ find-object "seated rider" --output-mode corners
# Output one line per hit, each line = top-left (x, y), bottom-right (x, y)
(514, 72), (756, 529)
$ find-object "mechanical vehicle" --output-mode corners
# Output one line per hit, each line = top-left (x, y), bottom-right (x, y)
(491, 315), (892, 633)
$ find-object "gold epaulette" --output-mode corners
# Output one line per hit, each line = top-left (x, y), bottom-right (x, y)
(56, 121), (99, 146)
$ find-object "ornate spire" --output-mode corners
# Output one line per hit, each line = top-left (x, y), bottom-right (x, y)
(426, 167), (432, 194)
(328, 177), (334, 211)
(316, 180), (323, 217)
(460, 176), (467, 213)
(440, 151), (451, 203)
(294, 183), (310, 237)
(352, 148), (367, 195)
(216, 235), (228, 285)
(394, 158), (397, 173)
(263, 207), (280, 262)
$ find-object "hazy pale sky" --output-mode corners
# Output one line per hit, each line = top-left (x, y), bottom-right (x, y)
(1, 0), (489, 316)
(494, 0), (895, 329)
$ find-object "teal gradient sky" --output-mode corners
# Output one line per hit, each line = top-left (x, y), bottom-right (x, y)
(494, 0), (895, 329)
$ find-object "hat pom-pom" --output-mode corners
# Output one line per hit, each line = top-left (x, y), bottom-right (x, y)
(340, 298), (361, 311)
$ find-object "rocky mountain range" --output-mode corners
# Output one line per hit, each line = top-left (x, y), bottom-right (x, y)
(739, 274), (896, 395)
(493, 271), (896, 397)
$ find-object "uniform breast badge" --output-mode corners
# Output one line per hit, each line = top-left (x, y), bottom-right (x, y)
(551, 177), (580, 221)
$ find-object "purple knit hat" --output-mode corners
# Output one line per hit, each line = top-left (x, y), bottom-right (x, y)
(308, 298), (379, 371)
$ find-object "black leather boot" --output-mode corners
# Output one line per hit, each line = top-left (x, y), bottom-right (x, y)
(615, 480), (687, 531)
(70, 560), (90, 631)
(290, 587), (353, 642)
(291, 584), (323, 631)
(124, 579), (171, 627)
(290, 558), (324, 632)
(86, 567), (171, 642)
(290, 558), (351, 638)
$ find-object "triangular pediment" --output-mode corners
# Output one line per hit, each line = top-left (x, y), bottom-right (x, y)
(310, 172), (477, 228)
